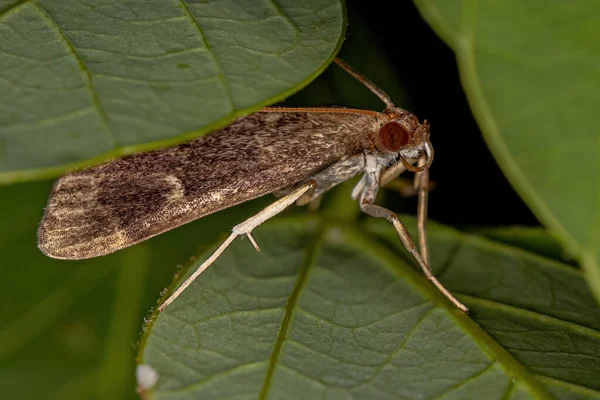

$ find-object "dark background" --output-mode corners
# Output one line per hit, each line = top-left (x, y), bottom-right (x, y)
(319, 1), (539, 227)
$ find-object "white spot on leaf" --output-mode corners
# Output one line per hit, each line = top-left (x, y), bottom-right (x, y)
(136, 364), (159, 391)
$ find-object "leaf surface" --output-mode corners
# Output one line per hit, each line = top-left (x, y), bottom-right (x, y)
(0, 11), (406, 399)
(139, 217), (600, 399)
(412, 0), (600, 302)
(0, 0), (345, 183)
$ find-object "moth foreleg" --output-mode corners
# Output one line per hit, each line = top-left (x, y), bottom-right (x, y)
(158, 181), (316, 312)
(380, 159), (412, 187)
(376, 158), (420, 197)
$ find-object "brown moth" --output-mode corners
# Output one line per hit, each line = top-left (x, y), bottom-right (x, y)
(38, 58), (467, 313)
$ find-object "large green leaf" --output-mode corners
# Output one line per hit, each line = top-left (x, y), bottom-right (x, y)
(138, 216), (600, 399)
(477, 226), (575, 266)
(411, 1), (600, 301)
(0, 8), (409, 399)
(0, 0), (345, 183)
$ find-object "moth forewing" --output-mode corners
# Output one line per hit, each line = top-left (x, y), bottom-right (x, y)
(38, 58), (467, 313)
(38, 111), (378, 260)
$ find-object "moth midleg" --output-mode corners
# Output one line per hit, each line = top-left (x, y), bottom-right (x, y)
(357, 168), (468, 312)
(158, 181), (316, 312)
(380, 156), (431, 265)
(360, 201), (467, 312)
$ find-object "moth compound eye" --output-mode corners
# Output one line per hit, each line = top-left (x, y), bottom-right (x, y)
(379, 121), (410, 152)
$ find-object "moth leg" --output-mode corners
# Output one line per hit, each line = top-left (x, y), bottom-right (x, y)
(358, 169), (468, 312)
(158, 181), (316, 312)
(234, 180), (316, 251)
(360, 201), (467, 312)
(307, 195), (323, 211)
(415, 156), (430, 266)
(381, 156), (431, 265)
(379, 159), (421, 197)
(380, 159), (413, 187)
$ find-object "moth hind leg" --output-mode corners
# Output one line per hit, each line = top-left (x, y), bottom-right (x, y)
(158, 180), (316, 312)
(233, 180), (317, 247)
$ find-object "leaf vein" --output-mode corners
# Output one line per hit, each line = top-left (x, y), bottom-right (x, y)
(94, 71), (219, 86)
(179, 0), (236, 113)
(0, 0), (29, 20)
(168, 361), (267, 393)
(285, 338), (381, 368)
(537, 374), (600, 395)
(352, 307), (437, 389)
(33, 2), (119, 148)
(428, 362), (499, 400)
(2, 106), (95, 132)
(269, 0), (301, 33)
(460, 294), (600, 339)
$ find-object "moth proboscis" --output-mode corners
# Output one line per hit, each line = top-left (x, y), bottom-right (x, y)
(38, 58), (468, 313)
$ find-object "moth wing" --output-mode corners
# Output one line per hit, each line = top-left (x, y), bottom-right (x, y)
(38, 112), (377, 259)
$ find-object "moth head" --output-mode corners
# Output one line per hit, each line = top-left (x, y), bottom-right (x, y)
(374, 108), (433, 172)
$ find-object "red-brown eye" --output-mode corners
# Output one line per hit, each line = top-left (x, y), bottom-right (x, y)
(379, 121), (410, 152)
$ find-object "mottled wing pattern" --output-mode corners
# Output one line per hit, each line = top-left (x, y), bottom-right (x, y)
(38, 111), (378, 259)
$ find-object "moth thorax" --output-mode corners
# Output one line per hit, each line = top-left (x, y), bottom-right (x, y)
(377, 121), (410, 152)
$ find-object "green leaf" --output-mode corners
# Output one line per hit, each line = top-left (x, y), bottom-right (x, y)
(411, 1), (600, 302)
(138, 217), (600, 399)
(0, 0), (345, 184)
(0, 179), (270, 400)
(0, 9), (404, 398)
(477, 226), (575, 265)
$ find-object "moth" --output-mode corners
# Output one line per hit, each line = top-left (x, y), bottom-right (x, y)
(38, 58), (467, 313)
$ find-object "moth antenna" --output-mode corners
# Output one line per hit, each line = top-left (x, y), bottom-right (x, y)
(334, 57), (396, 111)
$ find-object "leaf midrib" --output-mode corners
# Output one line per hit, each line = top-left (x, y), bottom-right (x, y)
(258, 223), (326, 399)
(345, 223), (555, 399)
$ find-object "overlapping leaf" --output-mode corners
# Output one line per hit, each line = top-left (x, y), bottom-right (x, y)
(412, 0), (600, 302)
(0, 0), (345, 183)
